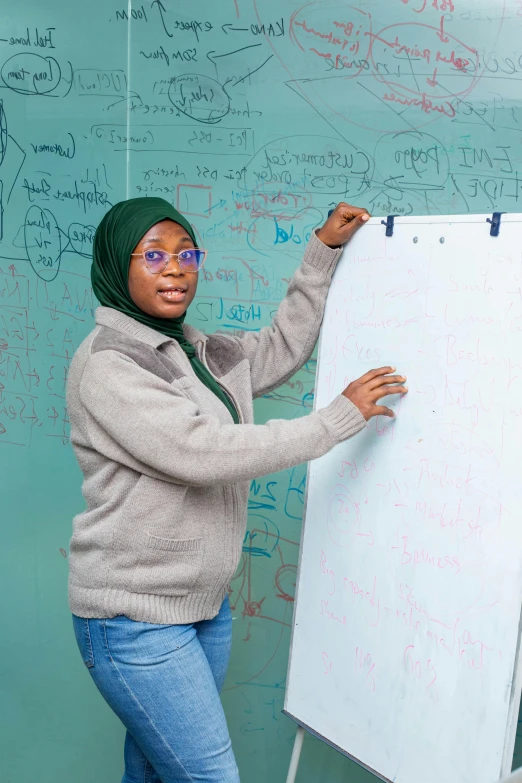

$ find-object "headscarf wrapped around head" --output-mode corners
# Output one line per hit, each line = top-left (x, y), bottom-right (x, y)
(91, 197), (239, 424)
(91, 196), (197, 337)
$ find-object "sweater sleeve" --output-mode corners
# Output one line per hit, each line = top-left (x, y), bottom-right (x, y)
(222, 230), (342, 398)
(78, 350), (366, 487)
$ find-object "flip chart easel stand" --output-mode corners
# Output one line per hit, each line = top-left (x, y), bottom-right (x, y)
(285, 726), (305, 783)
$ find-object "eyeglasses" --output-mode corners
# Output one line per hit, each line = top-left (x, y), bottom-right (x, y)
(131, 248), (208, 274)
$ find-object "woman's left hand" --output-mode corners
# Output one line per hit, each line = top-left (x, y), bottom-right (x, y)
(316, 203), (371, 248)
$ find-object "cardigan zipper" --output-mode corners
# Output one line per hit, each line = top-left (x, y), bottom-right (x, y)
(197, 340), (244, 425)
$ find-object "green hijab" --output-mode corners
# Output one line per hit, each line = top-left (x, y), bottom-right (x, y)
(91, 197), (239, 424)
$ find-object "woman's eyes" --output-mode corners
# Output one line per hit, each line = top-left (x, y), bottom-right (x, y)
(145, 250), (165, 261)
(144, 249), (194, 260)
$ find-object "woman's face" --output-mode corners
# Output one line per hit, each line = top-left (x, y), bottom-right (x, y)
(128, 219), (199, 319)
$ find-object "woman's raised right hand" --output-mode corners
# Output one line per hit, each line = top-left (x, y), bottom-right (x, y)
(342, 367), (408, 420)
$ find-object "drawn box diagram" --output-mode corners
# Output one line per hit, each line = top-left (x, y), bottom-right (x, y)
(176, 183), (212, 219)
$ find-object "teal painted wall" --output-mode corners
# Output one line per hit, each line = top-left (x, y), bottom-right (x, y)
(1, 0), (522, 780)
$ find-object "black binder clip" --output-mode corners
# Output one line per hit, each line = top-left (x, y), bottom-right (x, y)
(381, 215), (395, 237)
(486, 211), (504, 237)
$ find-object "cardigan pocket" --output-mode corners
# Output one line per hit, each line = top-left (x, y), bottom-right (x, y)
(131, 535), (205, 597)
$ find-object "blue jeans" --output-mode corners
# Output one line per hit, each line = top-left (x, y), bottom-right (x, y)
(72, 597), (240, 783)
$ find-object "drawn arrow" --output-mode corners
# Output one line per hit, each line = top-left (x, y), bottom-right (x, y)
(151, 0), (173, 37)
(222, 23), (249, 33)
(385, 269), (418, 299)
(106, 90), (143, 112)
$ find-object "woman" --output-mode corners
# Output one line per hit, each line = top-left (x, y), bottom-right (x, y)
(67, 196), (407, 783)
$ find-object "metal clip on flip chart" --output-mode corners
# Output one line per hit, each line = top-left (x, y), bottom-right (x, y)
(381, 215), (395, 237)
(487, 211), (505, 237)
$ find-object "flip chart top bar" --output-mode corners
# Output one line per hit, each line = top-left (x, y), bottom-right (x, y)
(362, 213), (522, 228)
(327, 212), (521, 233)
